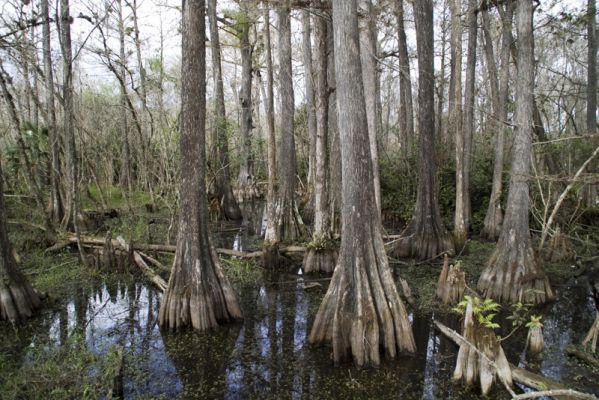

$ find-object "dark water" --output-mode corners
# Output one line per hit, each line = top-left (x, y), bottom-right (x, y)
(2, 205), (599, 399)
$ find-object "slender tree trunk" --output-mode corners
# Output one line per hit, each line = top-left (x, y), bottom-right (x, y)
(359, 0), (382, 216)
(262, 2), (280, 266)
(482, 3), (512, 240)
(117, 0), (131, 191)
(309, 0), (415, 367)
(450, 0), (467, 248)
(237, 6), (258, 201)
(327, 18), (342, 234)
(588, 0), (597, 134)
(302, 9), (317, 221)
(0, 162), (41, 322)
(392, 0), (455, 260)
(207, 0), (242, 220)
(477, 0), (554, 305)
(42, 0), (64, 224)
(158, 0), (242, 331)
(60, 0), (84, 258)
(303, 3), (337, 274)
(396, 0), (414, 153)
(455, 0), (478, 248)
(268, 0), (306, 247)
(436, 1), (449, 152)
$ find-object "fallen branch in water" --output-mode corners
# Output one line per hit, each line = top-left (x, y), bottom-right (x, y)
(566, 345), (599, 369)
(116, 236), (167, 292)
(512, 390), (598, 400)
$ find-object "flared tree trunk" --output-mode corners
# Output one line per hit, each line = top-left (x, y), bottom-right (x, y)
(309, 0), (415, 367)
(303, 3), (337, 274)
(395, 0), (414, 151)
(207, 0), (242, 220)
(482, 2), (513, 241)
(42, 0), (64, 224)
(266, 0), (306, 248)
(158, 0), (242, 331)
(0, 163), (41, 321)
(477, 0), (554, 305)
(236, 5), (259, 201)
(392, 0), (454, 260)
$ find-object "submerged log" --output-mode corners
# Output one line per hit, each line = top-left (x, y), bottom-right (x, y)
(566, 345), (599, 369)
(436, 254), (466, 305)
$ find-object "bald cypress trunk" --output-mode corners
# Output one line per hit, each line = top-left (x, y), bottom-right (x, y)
(359, 0), (382, 216)
(392, 0), (454, 260)
(42, 0), (64, 224)
(158, 0), (242, 331)
(588, 0), (597, 134)
(303, 2), (337, 274)
(482, 3), (512, 241)
(269, 0), (306, 245)
(207, 0), (242, 220)
(236, 5), (259, 201)
(0, 163), (41, 322)
(477, 0), (553, 305)
(309, 0), (415, 367)
(395, 0), (414, 151)
(302, 9), (317, 224)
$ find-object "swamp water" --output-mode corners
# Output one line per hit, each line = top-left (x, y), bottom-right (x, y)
(1, 205), (598, 399)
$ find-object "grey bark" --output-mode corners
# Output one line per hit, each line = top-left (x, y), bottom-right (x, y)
(117, 0), (131, 190)
(302, 9), (317, 203)
(207, 0), (242, 220)
(359, 0), (382, 216)
(396, 0), (414, 152)
(42, 0), (64, 224)
(237, 5), (257, 200)
(482, 3), (512, 240)
(158, 0), (242, 331)
(303, 3), (337, 274)
(309, 0), (415, 366)
(477, 0), (553, 305)
(588, 0), (597, 134)
(392, 0), (454, 260)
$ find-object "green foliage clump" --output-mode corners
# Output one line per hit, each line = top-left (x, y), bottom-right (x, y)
(453, 295), (501, 329)
(219, 257), (262, 286)
(306, 237), (336, 252)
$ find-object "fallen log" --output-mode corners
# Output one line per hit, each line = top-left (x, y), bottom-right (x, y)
(52, 234), (306, 259)
(116, 236), (167, 292)
(566, 345), (599, 369)
(434, 320), (592, 400)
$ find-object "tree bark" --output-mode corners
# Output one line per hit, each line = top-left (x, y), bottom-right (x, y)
(302, 8), (317, 224)
(42, 0), (64, 225)
(117, 0), (132, 191)
(270, 0), (306, 243)
(588, 0), (597, 134)
(450, 0), (467, 248)
(262, 2), (280, 266)
(158, 0), (242, 331)
(395, 0), (414, 152)
(309, 0), (415, 367)
(207, 0), (242, 220)
(0, 162), (41, 322)
(391, 0), (455, 260)
(303, 2), (337, 274)
(359, 0), (382, 216)
(236, 5), (258, 201)
(482, 3), (513, 241)
(477, 0), (554, 305)
(455, 0), (478, 248)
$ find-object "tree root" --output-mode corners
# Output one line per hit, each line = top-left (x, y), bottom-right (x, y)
(436, 254), (466, 305)
(303, 246), (337, 274)
(583, 314), (599, 353)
